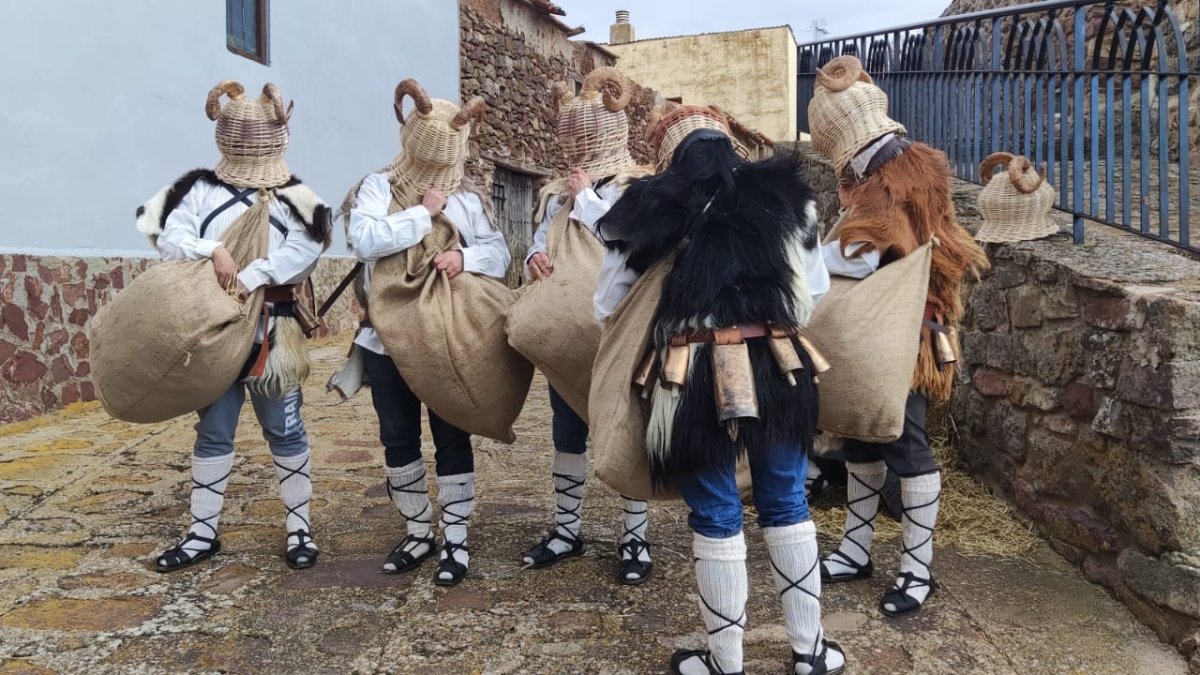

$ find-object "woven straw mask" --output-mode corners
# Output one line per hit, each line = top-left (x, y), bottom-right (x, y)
(807, 56), (907, 173)
(390, 79), (486, 200)
(555, 67), (637, 178)
(207, 81), (293, 189)
(975, 152), (1060, 243)
(648, 102), (748, 169)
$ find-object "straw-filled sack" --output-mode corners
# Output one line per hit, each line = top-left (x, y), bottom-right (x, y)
(647, 102), (744, 169)
(505, 191), (604, 421)
(807, 56), (907, 173)
(556, 68), (638, 178)
(589, 256), (754, 500)
(975, 152), (1060, 243)
(370, 216), (533, 443)
(91, 200), (272, 424)
(803, 239), (934, 444)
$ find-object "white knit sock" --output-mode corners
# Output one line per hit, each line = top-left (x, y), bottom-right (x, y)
(527, 452), (587, 562)
(167, 454), (233, 561)
(273, 451), (317, 556)
(383, 460), (434, 570)
(823, 460), (886, 576)
(437, 472), (475, 581)
(683, 532), (748, 675)
(763, 522), (842, 675)
(619, 496), (652, 574)
(886, 471), (942, 611)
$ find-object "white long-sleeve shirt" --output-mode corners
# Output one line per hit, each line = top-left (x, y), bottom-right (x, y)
(156, 180), (324, 342)
(347, 172), (511, 355)
(593, 198), (832, 323)
(821, 232), (883, 280)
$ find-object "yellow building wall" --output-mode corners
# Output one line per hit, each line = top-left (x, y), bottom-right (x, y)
(607, 26), (797, 142)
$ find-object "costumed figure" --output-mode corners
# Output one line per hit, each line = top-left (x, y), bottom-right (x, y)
(596, 129), (844, 675)
(138, 81), (332, 572)
(807, 56), (988, 617)
(343, 80), (511, 587)
(516, 67), (655, 584)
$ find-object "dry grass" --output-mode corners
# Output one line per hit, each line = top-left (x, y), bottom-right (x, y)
(809, 404), (1040, 559)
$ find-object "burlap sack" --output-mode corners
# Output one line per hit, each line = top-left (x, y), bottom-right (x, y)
(370, 216), (533, 443)
(803, 240), (934, 443)
(505, 194), (603, 421)
(590, 255), (755, 501)
(90, 200), (271, 423)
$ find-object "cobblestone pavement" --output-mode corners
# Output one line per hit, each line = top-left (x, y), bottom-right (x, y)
(0, 345), (1187, 674)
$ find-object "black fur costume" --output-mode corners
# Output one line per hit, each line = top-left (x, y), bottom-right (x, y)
(598, 130), (822, 489)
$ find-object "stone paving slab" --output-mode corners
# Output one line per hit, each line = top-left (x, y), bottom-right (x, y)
(0, 345), (1187, 674)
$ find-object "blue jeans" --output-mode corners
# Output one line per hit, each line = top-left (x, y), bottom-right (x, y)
(677, 442), (811, 539)
(194, 384), (308, 458)
(549, 387), (589, 455)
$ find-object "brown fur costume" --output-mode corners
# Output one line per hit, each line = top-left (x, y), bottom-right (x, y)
(834, 143), (989, 401)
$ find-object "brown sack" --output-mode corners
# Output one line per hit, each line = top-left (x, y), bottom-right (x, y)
(370, 217), (533, 443)
(90, 199), (271, 423)
(505, 194), (603, 421)
(803, 240), (934, 443)
(590, 255), (754, 501)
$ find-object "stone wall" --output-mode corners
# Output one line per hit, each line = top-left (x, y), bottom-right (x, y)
(795, 142), (1200, 664)
(0, 253), (360, 425)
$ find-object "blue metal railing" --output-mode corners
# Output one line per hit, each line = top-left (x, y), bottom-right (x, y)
(797, 0), (1195, 252)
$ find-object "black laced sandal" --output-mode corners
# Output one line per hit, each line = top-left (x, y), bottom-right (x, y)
(434, 541), (469, 586)
(617, 539), (653, 585)
(880, 571), (937, 617)
(521, 529), (585, 569)
(155, 533), (221, 573)
(383, 534), (438, 575)
(285, 529), (319, 570)
(793, 640), (845, 675)
(819, 549), (873, 583)
(669, 649), (744, 675)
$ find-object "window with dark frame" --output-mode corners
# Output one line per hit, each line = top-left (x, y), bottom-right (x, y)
(227, 0), (270, 65)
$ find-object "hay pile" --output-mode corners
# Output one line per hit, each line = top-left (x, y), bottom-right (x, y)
(808, 404), (1040, 559)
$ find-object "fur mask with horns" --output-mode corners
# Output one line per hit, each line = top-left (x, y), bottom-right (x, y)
(207, 80), (294, 189)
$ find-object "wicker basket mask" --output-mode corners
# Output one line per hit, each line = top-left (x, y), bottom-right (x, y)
(555, 67), (637, 178)
(390, 79), (486, 202)
(975, 152), (1060, 243)
(648, 102), (745, 169)
(208, 81), (293, 189)
(807, 56), (906, 173)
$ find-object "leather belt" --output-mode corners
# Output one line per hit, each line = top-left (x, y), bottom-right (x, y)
(671, 322), (796, 346)
(264, 284), (299, 304)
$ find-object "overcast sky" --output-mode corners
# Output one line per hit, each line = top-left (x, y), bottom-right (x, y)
(560, 0), (952, 43)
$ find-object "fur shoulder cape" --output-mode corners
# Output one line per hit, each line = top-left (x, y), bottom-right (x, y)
(533, 165), (655, 224)
(834, 141), (989, 400)
(136, 169), (333, 250)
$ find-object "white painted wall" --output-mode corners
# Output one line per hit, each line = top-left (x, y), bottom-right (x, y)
(0, 0), (461, 254)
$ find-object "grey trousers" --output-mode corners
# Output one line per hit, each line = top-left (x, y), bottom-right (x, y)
(193, 384), (308, 459)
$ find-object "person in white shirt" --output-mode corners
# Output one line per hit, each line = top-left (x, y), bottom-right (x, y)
(138, 81), (332, 574)
(345, 79), (509, 587)
(519, 68), (655, 585)
(593, 129), (843, 675)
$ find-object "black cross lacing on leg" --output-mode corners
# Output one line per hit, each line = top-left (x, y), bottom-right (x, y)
(770, 556), (825, 664)
(274, 456), (312, 552)
(619, 497), (649, 561)
(188, 467), (231, 541)
(551, 471), (584, 542)
(440, 495), (473, 565)
(898, 493), (938, 574)
(696, 590), (746, 675)
(835, 470), (884, 563)
(386, 470), (431, 554)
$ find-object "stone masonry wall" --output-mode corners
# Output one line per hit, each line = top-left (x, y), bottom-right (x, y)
(795, 142), (1200, 664)
(0, 253), (360, 425)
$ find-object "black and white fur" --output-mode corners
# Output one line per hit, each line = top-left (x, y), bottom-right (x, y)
(136, 169), (333, 249)
(599, 131), (823, 490)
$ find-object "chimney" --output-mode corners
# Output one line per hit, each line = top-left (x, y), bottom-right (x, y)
(610, 10), (635, 45)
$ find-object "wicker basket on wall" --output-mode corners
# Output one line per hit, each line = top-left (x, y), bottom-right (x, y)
(975, 152), (1061, 243)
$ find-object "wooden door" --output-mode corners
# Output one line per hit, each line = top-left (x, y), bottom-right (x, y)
(491, 168), (535, 288)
